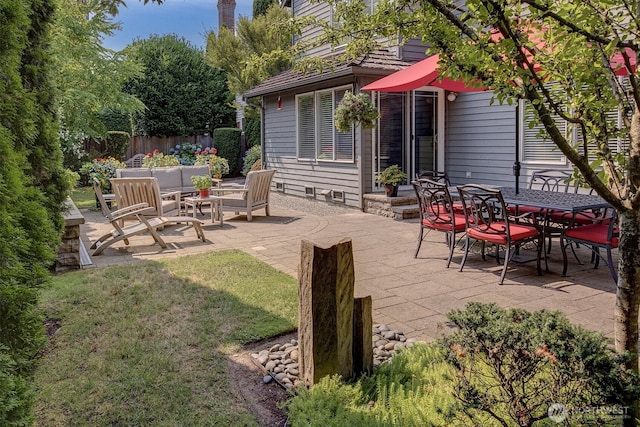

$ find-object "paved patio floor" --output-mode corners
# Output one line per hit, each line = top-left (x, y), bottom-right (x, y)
(80, 196), (618, 342)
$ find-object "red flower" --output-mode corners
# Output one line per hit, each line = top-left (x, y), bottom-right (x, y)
(211, 148), (217, 154)
(146, 152), (152, 157)
(153, 149), (160, 154)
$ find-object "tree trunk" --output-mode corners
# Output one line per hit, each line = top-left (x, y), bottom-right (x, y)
(614, 210), (640, 425)
(614, 210), (640, 370)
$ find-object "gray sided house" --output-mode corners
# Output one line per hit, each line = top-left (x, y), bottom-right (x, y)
(244, 0), (583, 209)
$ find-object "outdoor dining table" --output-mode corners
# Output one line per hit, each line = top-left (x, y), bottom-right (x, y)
(497, 187), (611, 213)
(450, 185), (612, 272)
(449, 186), (611, 213)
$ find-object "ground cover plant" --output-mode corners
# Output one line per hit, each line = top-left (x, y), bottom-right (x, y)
(286, 303), (640, 426)
(33, 250), (298, 426)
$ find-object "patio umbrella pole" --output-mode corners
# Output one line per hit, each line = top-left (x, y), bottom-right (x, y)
(513, 102), (521, 194)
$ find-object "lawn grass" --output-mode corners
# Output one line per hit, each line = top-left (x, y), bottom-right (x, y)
(70, 186), (97, 209)
(33, 250), (298, 426)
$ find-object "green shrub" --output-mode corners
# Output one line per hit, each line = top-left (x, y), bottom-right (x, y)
(0, 1), (65, 425)
(168, 142), (202, 165)
(194, 147), (230, 179)
(80, 157), (126, 192)
(241, 145), (261, 176)
(101, 131), (130, 160)
(244, 115), (261, 148)
(142, 150), (180, 168)
(214, 128), (242, 176)
(287, 304), (640, 427)
(441, 302), (640, 426)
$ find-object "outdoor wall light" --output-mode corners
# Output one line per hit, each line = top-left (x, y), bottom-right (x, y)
(277, 96), (282, 110)
(447, 92), (457, 102)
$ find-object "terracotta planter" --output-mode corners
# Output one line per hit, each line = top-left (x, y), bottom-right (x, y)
(199, 188), (210, 198)
(384, 184), (398, 197)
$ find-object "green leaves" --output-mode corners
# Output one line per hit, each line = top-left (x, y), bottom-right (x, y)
(206, 3), (293, 94)
(124, 34), (235, 137)
(442, 302), (640, 426)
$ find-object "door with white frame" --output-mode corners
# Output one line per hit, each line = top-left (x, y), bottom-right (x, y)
(373, 89), (445, 190)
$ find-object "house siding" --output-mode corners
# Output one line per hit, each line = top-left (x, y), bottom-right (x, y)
(445, 92), (577, 189)
(399, 39), (429, 62)
(445, 91), (517, 187)
(262, 90), (364, 209)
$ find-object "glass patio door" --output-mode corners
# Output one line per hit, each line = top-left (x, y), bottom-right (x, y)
(374, 89), (443, 189)
(376, 92), (407, 181)
(413, 91), (439, 176)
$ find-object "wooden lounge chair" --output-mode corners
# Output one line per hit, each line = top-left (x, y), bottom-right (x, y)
(212, 169), (276, 221)
(110, 177), (181, 219)
(91, 178), (206, 255)
(91, 178), (169, 255)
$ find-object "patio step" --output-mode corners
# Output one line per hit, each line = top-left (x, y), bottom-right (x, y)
(363, 190), (420, 221)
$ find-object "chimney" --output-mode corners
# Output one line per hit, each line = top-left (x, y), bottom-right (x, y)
(217, 0), (236, 33)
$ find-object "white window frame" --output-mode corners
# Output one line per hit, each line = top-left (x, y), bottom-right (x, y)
(521, 98), (568, 166)
(295, 85), (355, 163)
(521, 79), (630, 166)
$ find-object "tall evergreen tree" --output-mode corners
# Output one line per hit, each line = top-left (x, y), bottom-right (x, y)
(124, 34), (235, 137)
(0, 0), (68, 423)
(252, 0), (276, 18)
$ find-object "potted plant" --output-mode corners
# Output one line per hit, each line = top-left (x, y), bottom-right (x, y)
(334, 90), (380, 132)
(191, 175), (212, 198)
(376, 165), (408, 197)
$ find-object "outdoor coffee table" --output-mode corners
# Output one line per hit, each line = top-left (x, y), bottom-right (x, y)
(184, 195), (223, 226)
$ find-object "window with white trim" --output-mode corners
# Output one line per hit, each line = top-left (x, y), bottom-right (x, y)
(296, 87), (354, 162)
(523, 93), (630, 164)
(522, 98), (567, 164)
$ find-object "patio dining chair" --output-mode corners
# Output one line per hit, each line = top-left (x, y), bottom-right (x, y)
(457, 184), (544, 285)
(412, 179), (466, 267)
(415, 170), (450, 185)
(560, 209), (619, 283)
(513, 170), (572, 255)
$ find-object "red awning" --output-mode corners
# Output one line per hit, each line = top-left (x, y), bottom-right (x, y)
(610, 47), (637, 76)
(361, 54), (486, 93)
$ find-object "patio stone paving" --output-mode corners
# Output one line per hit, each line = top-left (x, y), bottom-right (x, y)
(80, 194), (617, 342)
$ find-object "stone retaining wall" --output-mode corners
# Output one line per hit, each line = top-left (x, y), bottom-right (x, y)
(56, 197), (85, 272)
(363, 191), (419, 220)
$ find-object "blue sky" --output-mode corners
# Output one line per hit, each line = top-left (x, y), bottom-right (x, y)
(103, 0), (254, 51)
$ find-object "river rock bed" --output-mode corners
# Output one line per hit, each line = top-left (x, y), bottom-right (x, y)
(251, 324), (422, 390)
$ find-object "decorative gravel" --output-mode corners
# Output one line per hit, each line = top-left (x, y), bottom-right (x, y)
(251, 324), (423, 390)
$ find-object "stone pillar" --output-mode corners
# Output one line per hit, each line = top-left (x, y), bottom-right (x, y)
(353, 296), (373, 376)
(298, 239), (354, 386)
(56, 197), (86, 272)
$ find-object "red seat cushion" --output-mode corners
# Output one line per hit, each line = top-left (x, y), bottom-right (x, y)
(423, 214), (467, 231)
(467, 222), (540, 245)
(564, 223), (619, 247)
(552, 210), (598, 225)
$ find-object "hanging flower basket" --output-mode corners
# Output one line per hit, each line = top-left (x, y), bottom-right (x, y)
(334, 91), (380, 133)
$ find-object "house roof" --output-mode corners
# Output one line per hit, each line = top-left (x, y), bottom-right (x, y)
(243, 49), (414, 98)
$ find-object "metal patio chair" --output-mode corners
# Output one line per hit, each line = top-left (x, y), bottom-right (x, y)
(457, 184), (544, 284)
